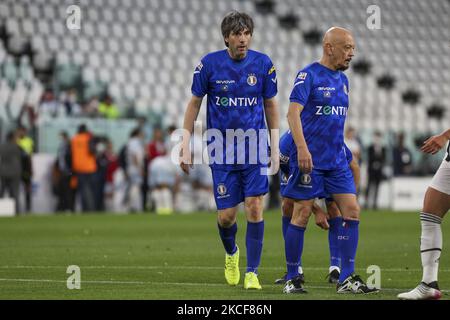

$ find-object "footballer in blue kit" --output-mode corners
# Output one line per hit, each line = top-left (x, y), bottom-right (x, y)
(180, 11), (279, 290)
(277, 130), (361, 285)
(283, 27), (378, 294)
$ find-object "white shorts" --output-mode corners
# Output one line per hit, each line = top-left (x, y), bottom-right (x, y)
(189, 164), (212, 187)
(148, 156), (179, 188)
(429, 158), (450, 195)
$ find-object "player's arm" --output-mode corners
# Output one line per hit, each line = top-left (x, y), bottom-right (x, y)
(421, 128), (450, 155)
(287, 102), (313, 173)
(349, 158), (360, 192)
(180, 96), (203, 174)
(264, 97), (280, 170)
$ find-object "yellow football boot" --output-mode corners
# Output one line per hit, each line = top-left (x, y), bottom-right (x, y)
(224, 246), (240, 286)
(244, 272), (262, 290)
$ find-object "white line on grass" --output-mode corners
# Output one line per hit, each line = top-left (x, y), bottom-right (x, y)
(0, 278), (222, 287)
(0, 265), (449, 272)
(1, 278), (447, 293)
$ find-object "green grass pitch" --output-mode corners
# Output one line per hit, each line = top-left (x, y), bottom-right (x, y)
(0, 210), (448, 300)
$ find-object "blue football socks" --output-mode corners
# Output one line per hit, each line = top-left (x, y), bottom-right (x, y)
(328, 216), (343, 269)
(218, 222), (237, 255)
(285, 223), (306, 280)
(246, 220), (264, 273)
(338, 219), (359, 282)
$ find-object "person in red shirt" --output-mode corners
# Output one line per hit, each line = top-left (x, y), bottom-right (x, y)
(104, 140), (119, 211)
(148, 127), (166, 162)
(143, 127), (166, 211)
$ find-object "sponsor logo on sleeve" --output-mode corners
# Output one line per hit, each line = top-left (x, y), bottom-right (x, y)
(193, 62), (203, 74)
(268, 65), (276, 75)
(297, 72), (307, 80)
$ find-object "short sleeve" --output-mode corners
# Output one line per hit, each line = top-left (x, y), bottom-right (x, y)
(344, 143), (353, 164)
(289, 70), (313, 106)
(191, 58), (209, 97)
(263, 57), (277, 99)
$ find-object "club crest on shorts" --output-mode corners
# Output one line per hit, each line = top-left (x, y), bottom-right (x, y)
(247, 74), (257, 86)
(217, 183), (227, 196)
(300, 174), (312, 185)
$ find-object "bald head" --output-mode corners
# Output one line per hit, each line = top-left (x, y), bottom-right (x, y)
(323, 27), (353, 46)
(321, 27), (355, 71)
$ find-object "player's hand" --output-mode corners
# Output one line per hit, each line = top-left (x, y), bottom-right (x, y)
(269, 148), (280, 172)
(421, 134), (447, 155)
(314, 211), (330, 230)
(179, 146), (193, 175)
(297, 146), (313, 174)
(312, 202), (329, 230)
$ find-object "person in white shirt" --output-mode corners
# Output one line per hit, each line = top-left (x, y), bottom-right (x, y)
(126, 128), (145, 212)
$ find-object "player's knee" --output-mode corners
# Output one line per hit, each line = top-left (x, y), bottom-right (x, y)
(291, 205), (311, 227)
(245, 198), (263, 219)
(218, 211), (236, 227)
(343, 202), (360, 219)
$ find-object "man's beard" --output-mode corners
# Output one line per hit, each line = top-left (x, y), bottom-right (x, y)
(336, 64), (349, 71)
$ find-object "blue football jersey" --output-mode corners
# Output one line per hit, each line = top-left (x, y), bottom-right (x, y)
(279, 130), (294, 175)
(289, 62), (350, 170)
(280, 130), (353, 168)
(191, 49), (277, 170)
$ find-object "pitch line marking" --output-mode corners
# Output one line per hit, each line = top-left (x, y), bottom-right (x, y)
(0, 278), (448, 293)
(0, 265), (449, 272)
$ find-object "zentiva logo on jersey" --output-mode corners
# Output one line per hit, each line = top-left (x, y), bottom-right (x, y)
(315, 105), (348, 116)
(214, 96), (258, 107)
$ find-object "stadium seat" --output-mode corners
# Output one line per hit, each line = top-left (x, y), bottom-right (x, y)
(42, 6), (56, 20)
(0, 3), (10, 19)
(1, 0), (447, 138)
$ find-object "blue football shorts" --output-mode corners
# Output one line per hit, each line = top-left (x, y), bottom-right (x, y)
(211, 165), (269, 210)
(281, 166), (356, 201)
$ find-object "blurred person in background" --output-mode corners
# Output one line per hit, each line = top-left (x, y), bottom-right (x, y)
(39, 89), (62, 118)
(0, 131), (22, 214)
(145, 126), (166, 211)
(393, 132), (413, 176)
(148, 125), (182, 214)
(71, 124), (97, 212)
(148, 127), (166, 161)
(148, 152), (180, 215)
(18, 104), (38, 134)
(365, 131), (386, 210)
(125, 127), (145, 212)
(82, 96), (100, 118)
(16, 125), (33, 212)
(54, 131), (74, 212)
(189, 127), (214, 211)
(137, 116), (152, 143)
(94, 136), (111, 212)
(61, 88), (82, 116)
(98, 95), (120, 119)
(104, 140), (119, 212)
(344, 126), (362, 164)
